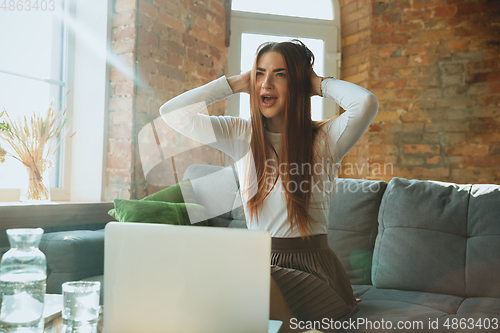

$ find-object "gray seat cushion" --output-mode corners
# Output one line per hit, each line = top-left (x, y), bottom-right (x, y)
(355, 287), (464, 314)
(457, 297), (500, 315)
(350, 286), (499, 333)
(40, 230), (105, 294)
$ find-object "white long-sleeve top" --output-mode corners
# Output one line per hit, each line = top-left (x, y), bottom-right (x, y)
(160, 76), (378, 237)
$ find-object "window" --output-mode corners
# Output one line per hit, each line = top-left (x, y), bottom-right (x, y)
(0, 0), (67, 193)
(232, 0), (334, 20)
(0, 0), (110, 202)
(228, 0), (341, 120)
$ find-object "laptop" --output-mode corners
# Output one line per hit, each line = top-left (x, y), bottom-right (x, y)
(104, 222), (281, 333)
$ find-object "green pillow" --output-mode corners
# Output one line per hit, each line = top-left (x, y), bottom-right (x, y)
(108, 178), (198, 220)
(112, 199), (209, 226)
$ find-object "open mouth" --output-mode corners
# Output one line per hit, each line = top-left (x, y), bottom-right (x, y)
(261, 95), (277, 107)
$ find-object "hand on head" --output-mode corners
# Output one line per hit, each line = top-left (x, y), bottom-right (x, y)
(310, 70), (323, 97)
(240, 70), (251, 94)
(228, 70), (251, 94)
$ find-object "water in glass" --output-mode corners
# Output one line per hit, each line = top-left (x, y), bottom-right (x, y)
(62, 281), (100, 332)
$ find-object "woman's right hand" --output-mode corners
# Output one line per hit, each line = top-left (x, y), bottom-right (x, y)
(227, 70), (251, 94)
(310, 70), (323, 97)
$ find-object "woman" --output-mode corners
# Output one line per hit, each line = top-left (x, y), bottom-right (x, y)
(160, 40), (378, 332)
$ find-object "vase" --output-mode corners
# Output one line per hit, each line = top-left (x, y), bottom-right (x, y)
(0, 228), (47, 332)
(20, 165), (51, 203)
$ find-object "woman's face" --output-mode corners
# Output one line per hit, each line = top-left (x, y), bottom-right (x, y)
(255, 51), (289, 127)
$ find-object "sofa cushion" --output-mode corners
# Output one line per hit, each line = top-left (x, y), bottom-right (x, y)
(112, 199), (209, 226)
(348, 298), (447, 333)
(108, 178), (198, 220)
(457, 297), (500, 315)
(183, 165), (242, 226)
(230, 187), (246, 222)
(347, 287), (500, 333)
(351, 284), (373, 298)
(328, 178), (387, 285)
(372, 178), (500, 298)
(210, 216), (232, 227)
(372, 178), (470, 296)
(40, 230), (105, 294)
(228, 220), (247, 228)
(466, 184), (500, 297)
(356, 287), (464, 314)
(350, 286), (500, 333)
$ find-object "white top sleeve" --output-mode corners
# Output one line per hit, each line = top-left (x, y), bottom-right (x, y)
(321, 78), (379, 163)
(159, 75), (250, 160)
(159, 75), (378, 237)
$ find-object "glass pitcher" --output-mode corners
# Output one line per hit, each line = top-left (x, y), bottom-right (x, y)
(0, 228), (47, 332)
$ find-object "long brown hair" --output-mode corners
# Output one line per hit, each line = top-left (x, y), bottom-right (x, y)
(244, 39), (331, 238)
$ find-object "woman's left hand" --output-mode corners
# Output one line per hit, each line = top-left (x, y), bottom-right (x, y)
(310, 70), (323, 97)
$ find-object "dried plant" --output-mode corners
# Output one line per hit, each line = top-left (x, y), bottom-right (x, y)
(0, 145), (6, 164)
(0, 101), (73, 200)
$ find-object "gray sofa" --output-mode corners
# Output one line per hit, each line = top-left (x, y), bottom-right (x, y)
(40, 164), (500, 332)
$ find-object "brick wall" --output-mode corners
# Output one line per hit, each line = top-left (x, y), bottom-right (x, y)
(107, 0), (229, 200)
(340, 0), (500, 184)
(339, 0), (373, 179)
(107, 0), (137, 200)
(106, 0), (499, 201)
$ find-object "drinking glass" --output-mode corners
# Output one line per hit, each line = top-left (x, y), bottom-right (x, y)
(62, 281), (100, 333)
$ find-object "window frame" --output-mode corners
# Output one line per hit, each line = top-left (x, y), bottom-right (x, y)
(227, 1), (341, 120)
(0, 0), (71, 201)
(0, 0), (111, 203)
